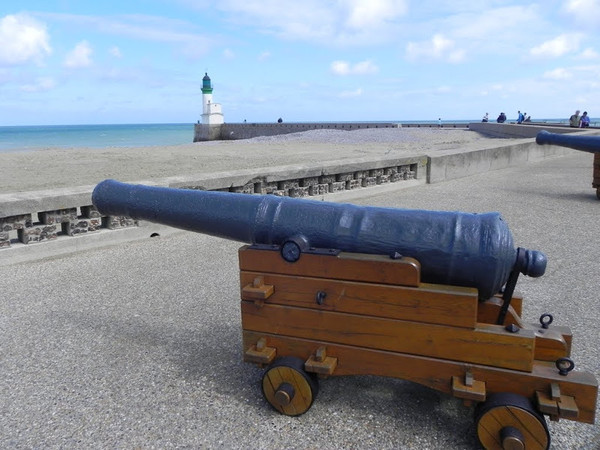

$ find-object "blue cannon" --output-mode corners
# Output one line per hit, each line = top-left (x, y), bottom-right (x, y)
(536, 130), (600, 153)
(92, 179), (546, 301)
(537, 130), (600, 199)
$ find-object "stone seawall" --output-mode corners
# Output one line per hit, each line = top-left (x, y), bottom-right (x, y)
(194, 121), (472, 141)
(194, 122), (400, 141)
(468, 122), (580, 138)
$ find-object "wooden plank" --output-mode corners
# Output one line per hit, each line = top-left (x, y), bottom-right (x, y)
(238, 245), (421, 287)
(240, 271), (478, 328)
(243, 330), (598, 424)
(241, 301), (535, 371)
(241, 276), (274, 301)
(550, 325), (572, 355)
(477, 297), (570, 360)
(533, 328), (570, 361)
(452, 375), (486, 402)
(477, 297), (524, 327)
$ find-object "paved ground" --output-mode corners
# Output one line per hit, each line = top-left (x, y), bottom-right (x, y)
(1, 151), (599, 449)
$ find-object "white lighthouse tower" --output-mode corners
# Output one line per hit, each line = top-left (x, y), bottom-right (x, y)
(201, 72), (224, 125)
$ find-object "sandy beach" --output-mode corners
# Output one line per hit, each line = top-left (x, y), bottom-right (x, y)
(0, 128), (522, 193)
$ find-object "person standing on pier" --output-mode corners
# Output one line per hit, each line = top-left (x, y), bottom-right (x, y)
(580, 111), (590, 128)
(569, 110), (581, 127)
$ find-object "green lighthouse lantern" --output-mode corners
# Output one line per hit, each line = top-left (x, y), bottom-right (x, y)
(201, 72), (213, 94)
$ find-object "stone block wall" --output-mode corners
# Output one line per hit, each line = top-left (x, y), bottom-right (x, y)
(0, 157), (424, 255)
(177, 162), (420, 198)
(0, 205), (137, 249)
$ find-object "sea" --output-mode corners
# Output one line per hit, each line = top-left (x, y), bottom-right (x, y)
(0, 123), (194, 153)
(0, 119), (584, 153)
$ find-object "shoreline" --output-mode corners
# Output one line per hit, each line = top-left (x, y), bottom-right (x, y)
(0, 128), (521, 193)
(2, 119), (590, 153)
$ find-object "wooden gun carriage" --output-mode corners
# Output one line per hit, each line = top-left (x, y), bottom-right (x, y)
(93, 179), (598, 450)
(240, 245), (596, 450)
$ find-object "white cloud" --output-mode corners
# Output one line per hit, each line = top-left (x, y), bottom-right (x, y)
(338, 87), (363, 98)
(64, 41), (93, 68)
(331, 61), (350, 75)
(543, 68), (572, 80)
(331, 59), (378, 75)
(450, 6), (540, 41)
(205, 0), (408, 45)
(530, 34), (581, 58)
(40, 13), (213, 59)
(0, 14), (51, 66)
(563, 0), (600, 26)
(406, 34), (465, 63)
(578, 48), (599, 60)
(20, 77), (56, 92)
(344, 0), (408, 29)
(222, 48), (235, 59)
(258, 51), (271, 61)
(109, 46), (122, 58)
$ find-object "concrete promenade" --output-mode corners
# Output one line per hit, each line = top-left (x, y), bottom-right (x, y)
(1, 150), (599, 448)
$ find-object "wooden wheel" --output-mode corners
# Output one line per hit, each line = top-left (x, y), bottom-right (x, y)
(262, 356), (319, 416)
(475, 393), (550, 450)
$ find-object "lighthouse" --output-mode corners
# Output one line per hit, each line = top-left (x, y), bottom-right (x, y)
(201, 72), (224, 125)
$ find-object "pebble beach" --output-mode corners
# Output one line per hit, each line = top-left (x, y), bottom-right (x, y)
(0, 128), (522, 192)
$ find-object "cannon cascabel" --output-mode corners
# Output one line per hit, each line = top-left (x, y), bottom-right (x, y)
(92, 179), (547, 300)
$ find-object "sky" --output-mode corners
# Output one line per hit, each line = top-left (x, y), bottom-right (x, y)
(0, 0), (599, 125)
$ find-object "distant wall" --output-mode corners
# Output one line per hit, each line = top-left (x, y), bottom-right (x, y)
(399, 123), (469, 129)
(469, 122), (581, 138)
(193, 122), (475, 141)
(194, 122), (400, 141)
(427, 139), (575, 184)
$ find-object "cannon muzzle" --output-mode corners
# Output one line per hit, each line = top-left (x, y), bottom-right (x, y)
(92, 179), (546, 300)
(536, 130), (600, 153)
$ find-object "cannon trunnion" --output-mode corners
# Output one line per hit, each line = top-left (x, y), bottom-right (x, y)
(92, 180), (598, 449)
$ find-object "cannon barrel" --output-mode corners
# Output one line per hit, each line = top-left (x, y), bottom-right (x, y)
(92, 179), (546, 300)
(536, 130), (600, 153)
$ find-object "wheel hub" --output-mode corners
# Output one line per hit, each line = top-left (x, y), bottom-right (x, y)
(274, 382), (295, 406)
(500, 426), (525, 450)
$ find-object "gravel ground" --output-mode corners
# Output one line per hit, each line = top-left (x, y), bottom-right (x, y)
(0, 128), (523, 192)
(1, 151), (598, 449)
